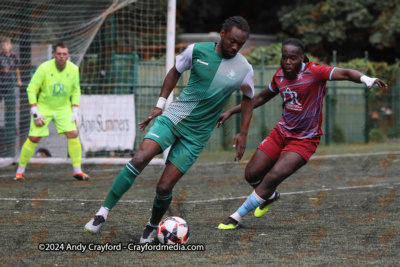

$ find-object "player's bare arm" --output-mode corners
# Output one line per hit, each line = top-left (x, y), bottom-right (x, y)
(217, 87), (277, 127)
(16, 67), (22, 87)
(234, 93), (253, 161)
(139, 65), (182, 131)
(331, 68), (388, 89)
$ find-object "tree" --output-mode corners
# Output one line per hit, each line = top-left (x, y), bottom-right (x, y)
(176, 0), (293, 34)
(278, 0), (400, 63)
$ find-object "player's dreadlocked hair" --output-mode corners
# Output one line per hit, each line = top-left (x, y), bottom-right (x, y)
(222, 16), (250, 34)
(283, 38), (310, 63)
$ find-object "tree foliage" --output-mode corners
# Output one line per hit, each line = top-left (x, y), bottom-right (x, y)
(246, 42), (400, 87)
(278, 0), (400, 63)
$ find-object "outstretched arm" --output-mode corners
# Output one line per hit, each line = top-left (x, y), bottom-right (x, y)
(139, 65), (182, 131)
(217, 87), (278, 127)
(331, 68), (388, 89)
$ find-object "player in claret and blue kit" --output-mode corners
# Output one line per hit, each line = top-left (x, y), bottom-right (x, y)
(217, 38), (388, 229)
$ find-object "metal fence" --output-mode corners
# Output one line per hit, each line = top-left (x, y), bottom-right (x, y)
(79, 60), (400, 154)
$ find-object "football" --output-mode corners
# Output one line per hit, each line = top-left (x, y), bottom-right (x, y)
(157, 216), (190, 244)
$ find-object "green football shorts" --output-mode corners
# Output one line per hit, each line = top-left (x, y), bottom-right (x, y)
(28, 105), (77, 137)
(144, 116), (204, 174)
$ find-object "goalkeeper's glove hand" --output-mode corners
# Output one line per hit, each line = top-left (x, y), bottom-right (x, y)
(30, 106), (46, 127)
(72, 106), (79, 127)
(360, 75), (377, 88)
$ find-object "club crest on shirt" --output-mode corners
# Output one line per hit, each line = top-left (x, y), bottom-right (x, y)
(282, 87), (302, 111)
(227, 69), (236, 80)
(52, 82), (66, 97)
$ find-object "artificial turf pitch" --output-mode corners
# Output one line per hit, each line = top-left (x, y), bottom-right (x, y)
(0, 152), (399, 266)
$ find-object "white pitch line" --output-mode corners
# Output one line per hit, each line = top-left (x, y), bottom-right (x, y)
(1, 150), (399, 178)
(0, 182), (398, 204)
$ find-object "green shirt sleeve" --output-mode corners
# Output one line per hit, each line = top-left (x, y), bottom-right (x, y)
(26, 65), (45, 105)
(71, 66), (81, 106)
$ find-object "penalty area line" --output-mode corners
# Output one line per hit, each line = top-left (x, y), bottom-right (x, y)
(0, 182), (398, 204)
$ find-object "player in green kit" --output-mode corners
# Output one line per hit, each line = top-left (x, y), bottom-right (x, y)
(84, 16), (254, 243)
(14, 43), (89, 181)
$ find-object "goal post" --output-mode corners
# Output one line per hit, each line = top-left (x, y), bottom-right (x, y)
(0, 0), (174, 167)
(163, 0), (176, 160)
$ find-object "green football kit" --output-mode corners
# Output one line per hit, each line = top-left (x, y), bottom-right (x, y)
(27, 58), (80, 136)
(145, 42), (254, 173)
(85, 41), (255, 234)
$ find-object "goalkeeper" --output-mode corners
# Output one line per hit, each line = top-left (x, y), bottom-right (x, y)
(14, 43), (89, 181)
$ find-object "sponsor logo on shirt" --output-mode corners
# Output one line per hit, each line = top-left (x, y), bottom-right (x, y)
(196, 59), (209, 65)
(227, 69), (236, 80)
(261, 139), (267, 145)
(297, 72), (303, 80)
(52, 82), (66, 97)
(148, 132), (159, 138)
(282, 87), (302, 111)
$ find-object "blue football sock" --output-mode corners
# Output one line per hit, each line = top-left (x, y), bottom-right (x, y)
(237, 191), (263, 217)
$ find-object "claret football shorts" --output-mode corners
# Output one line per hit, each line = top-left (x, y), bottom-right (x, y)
(257, 126), (320, 162)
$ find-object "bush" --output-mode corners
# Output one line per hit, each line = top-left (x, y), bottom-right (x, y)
(333, 123), (346, 143)
(385, 124), (400, 139)
(245, 43), (321, 66)
(369, 128), (388, 143)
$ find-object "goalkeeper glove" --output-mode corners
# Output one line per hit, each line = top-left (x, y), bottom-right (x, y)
(30, 106), (46, 127)
(360, 75), (377, 88)
(72, 106), (80, 127)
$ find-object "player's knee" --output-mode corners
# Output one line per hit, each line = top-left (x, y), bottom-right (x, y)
(66, 131), (78, 139)
(156, 181), (173, 196)
(244, 167), (260, 184)
(29, 136), (41, 143)
(244, 168), (253, 182)
(131, 153), (149, 170)
(263, 171), (283, 188)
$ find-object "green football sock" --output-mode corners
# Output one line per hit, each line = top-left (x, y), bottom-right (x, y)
(68, 137), (82, 167)
(102, 162), (141, 210)
(150, 193), (172, 225)
(19, 139), (38, 167)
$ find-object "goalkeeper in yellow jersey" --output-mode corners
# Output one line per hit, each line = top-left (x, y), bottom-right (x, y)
(14, 43), (89, 181)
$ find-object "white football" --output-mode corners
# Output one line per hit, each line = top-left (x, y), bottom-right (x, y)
(157, 216), (190, 244)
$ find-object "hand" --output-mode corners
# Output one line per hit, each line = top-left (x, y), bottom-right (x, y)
(216, 111), (232, 128)
(138, 108), (163, 131)
(361, 75), (388, 90)
(17, 80), (22, 87)
(72, 106), (79, 127)
(233, 132), (247, 161)
(30, 106), (46, 127)
(374, 78), (388, 90)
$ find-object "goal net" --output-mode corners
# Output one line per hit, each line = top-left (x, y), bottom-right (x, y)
(0, 0), (169, 167)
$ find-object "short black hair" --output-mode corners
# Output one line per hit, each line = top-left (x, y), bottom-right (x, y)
(222, 16), (250, 34)
(54, 42), (69, 52)
(283, 38), (309, 62)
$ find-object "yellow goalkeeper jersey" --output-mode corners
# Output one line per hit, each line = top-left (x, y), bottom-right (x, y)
(27, 58), (80, 110)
